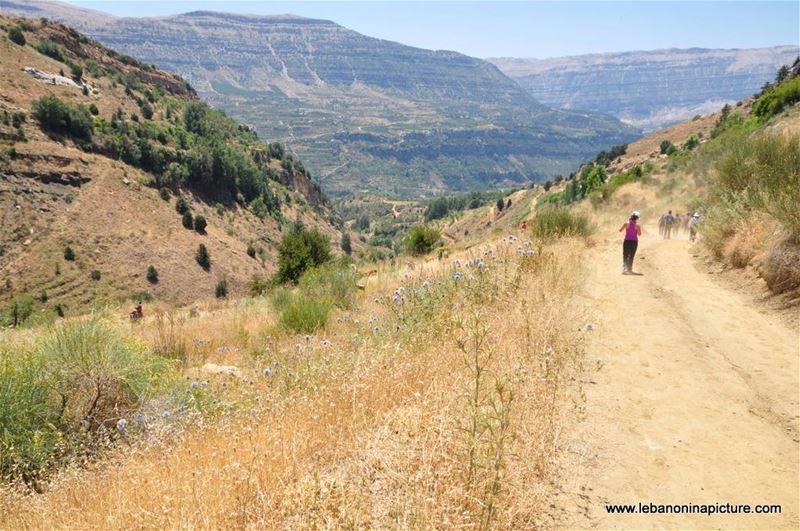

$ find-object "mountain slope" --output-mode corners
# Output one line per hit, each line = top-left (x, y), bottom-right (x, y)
(490, 46), (799, 132)
(2, 1), (640, 197)
(0, 16), (339, 316)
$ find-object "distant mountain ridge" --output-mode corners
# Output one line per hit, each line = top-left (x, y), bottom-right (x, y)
(490, 46), (799, 131)
(2, 0), (640, 197)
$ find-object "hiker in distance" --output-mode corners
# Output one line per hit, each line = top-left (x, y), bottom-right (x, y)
(619, 211), (642, 275)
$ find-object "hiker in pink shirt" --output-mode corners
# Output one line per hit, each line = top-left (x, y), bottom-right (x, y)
(619, 211), (642, 274)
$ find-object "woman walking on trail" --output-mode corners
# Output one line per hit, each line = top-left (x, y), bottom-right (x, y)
(619, 211), (642, 274)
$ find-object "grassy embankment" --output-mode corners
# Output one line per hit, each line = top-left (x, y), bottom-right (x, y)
(1, 231), (589, 528)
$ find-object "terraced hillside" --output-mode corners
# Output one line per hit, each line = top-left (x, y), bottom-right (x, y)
(0, 16), (339, 317)
(2, 1), (640, 197)
(491, 46), (799, 132)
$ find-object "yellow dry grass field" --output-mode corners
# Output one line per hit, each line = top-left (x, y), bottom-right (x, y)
(0, 235), (589, 529)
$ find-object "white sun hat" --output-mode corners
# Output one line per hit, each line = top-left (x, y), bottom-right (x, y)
(631, 210), (640, 218)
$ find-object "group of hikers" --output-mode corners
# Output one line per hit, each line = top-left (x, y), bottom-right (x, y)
(619, 210), (701, 274)
(658, 210), (700, 240)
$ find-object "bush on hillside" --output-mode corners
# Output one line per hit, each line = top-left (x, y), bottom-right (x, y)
(69, 63), (83, 80)
(90, 270), (101, 281)
(34, 40), (67, 62)
(32, 95), (93, 140)
(0, 318), (176, 483)
(246, 242), (257, 258)
(660, 140), (675, 155)
(8, 26), (26, 46)
(182, 211), (194, 229)
(63, 246), (75, 261)
(299, 260), (358, 310)
(531, 207), (593, 239)
(146, 265), (159, 283)
(340, 233), (352, 255)
(752, 76), (800, 122)
(193, 215), (207, 233)
(3, 294), (35, 327)
(275, 228), (331, 284)
(215, 279), (228, 298)
(175, 197), (190, 215)
(196, 244), (211, 270)
(276, 294), (330, 333)
(404, 225), (440, 256)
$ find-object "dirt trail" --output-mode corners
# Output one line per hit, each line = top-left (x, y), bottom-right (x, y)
(559, 224), (799, 529)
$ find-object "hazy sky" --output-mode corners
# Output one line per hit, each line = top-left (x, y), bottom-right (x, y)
(65, 1), (800, 58)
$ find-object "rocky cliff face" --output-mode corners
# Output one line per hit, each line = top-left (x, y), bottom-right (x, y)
(3, 1), (639, 197)
(491, 47), (799, 132)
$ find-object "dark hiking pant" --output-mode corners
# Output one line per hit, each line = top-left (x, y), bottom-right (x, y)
(623, 239), (638, 272)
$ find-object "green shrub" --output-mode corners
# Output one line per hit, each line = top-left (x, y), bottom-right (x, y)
(193, 215), (207, 233)
(159, 187), (170, 201)
(531, 207), (593, 238)
(246, 242), (257, 258)
(215, 279), (228, 298)
(90, 270), (101, 281)
(341, 232), (352, 255)
(69, 63), (83, 80)
(196, 244), (211, 270)
(275, 228), (331, 283)
(34, 40), (67, 62)
(0, 318), (176, 483)
(31, 95), (93, 140)
(3, 294), (35, 327)
(249, 275), (271, 296)
(277, 294), (330, 333)
(182, 211), (194, 229)
(88, 103), (99, 116)
(39, 290), (48, 303)
(63, 246), (75, 261)
(404, 225), (440, 256)
(752, 76), (800, 122)
(299, 260), (358, 310)
(146, 265), (158, 283)
(175, 197), (189, 215)
(8, 26), (25, 46)
(710, 132), (800, 238)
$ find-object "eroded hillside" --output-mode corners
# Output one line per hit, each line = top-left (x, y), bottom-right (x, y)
(0, 16), (339, 317)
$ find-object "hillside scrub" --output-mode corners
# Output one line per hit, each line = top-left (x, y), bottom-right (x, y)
(531, 207), (593, 239)
(702, 132), (800, 292)
(0, 235), (587, 528)
(404, 224), (441, 256)
(0, 318), (177, 487)
(275, 228), (331, 283)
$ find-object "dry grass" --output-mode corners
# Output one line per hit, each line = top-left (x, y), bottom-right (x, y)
(0, 236), (587, 529)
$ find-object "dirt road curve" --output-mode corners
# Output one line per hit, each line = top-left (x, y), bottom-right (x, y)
(561, 226), (799, 529)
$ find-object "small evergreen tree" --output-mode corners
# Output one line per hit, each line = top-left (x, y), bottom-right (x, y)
(88, 103), (99, 115)
(341, 232), (352, 255)
(196, 244), (211, 270)
(496, 198), (505, 212)
(175, 196), (189, 215)
(182, 210), (194, 229)
(193, 215), (207, 233)
(90, 270), (101, 281)
(246, 242), (257, 258)
(146, 265), (159, 283)
(64, 246), (75, 261)
(215, 278), (228, 298)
